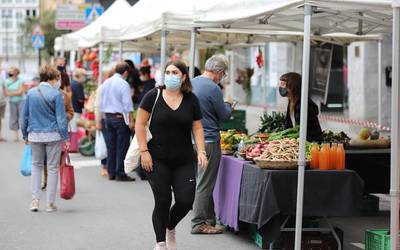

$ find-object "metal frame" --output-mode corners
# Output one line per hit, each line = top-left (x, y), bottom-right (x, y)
(280, 216), (342, 250)
(295, 4), (313, 249)
(390, 3), (400, 249)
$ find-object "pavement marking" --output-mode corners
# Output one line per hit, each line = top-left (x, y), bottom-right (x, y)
(351, 242), (365, 249)
(70, 159), (100, 169)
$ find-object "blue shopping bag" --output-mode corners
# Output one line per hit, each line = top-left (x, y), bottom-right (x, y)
(20, 144), (32, 176)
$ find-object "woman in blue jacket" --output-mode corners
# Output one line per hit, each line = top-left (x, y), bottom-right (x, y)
(22, 65), (70, 212)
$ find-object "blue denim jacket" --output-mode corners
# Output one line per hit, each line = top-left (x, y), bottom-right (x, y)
(22, 82), (69, 141)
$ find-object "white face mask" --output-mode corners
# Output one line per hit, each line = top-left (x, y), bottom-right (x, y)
(140, 76), (147, 82)
(53, 80), (61, 90)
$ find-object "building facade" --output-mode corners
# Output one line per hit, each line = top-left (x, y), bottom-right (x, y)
(0, 0), (39, 74)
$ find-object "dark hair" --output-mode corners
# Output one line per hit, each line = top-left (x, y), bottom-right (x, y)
(124, 59), (135, 70)
(140, 66), (151, 76)
(280, 72), (302, 101)
(39, 65), (60, 82)
(164, 61), (192, 93)
(280, 72), (301, 114)
(60, 72), (70, 90)
(115, 62), (129, 75)
(186, 66), (201, 77)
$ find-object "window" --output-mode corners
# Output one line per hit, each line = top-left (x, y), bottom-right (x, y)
(32, 9), (36, 17)
(16, 0), (22, 3)
(26, 9), (29, 17)
(2, 38), (14, 55)
(1, 9), (12, 29)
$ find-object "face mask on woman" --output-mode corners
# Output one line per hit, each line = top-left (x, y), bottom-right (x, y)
(164, 75), (182, 91)
(279, 87), (288, 97)
(53, 80), (61, 90)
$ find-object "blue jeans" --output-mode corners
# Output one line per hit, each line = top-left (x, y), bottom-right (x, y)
(104, 116), (131, 178)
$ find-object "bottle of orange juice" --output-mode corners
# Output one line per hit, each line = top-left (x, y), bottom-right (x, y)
(330, 143), (338, 170)
(336, 143), (345, 170)
(319, 143), (330, 170)
(310, 143), (319, 169)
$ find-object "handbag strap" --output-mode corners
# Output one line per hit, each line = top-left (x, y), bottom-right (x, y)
(62, 150), (71, 166)
(37, 86), (56, 114)
(148, 88), (160, 126)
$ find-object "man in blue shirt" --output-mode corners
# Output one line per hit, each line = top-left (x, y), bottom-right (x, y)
(100, 62), (135, 182)
(191, 55), (233, 234)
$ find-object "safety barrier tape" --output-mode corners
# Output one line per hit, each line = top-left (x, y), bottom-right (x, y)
(318, 115), (391, 131)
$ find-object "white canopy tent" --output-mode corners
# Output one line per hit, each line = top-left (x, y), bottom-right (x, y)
(192, 1), (396, 250)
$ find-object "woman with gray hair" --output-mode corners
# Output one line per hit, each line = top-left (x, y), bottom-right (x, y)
(22, 65), (70, 212)
(4, 66), (26, 141)
(191, 54), (234, 234)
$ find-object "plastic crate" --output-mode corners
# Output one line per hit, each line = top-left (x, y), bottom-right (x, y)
(365, 230), (391, 250)
(249, 224), (268, 249)
(220, 110), (247, 132)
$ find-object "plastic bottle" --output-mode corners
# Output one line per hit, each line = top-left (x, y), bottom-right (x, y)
(319, 143), (330, 170)
(330, 143), (338, 170)
(310, 143), (319, 169)
(336, 143), (345, 170)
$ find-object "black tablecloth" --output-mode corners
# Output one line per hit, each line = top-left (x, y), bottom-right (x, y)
(346, 149), (390, 193)
(239, 164), (365, 229)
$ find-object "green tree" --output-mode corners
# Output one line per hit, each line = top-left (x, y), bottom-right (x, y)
(19, 10), (68, 64)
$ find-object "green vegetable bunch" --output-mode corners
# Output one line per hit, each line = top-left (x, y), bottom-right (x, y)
(268, 126), (300, 141)
(259, 112), (286, 133)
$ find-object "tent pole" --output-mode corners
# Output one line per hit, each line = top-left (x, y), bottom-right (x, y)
(390, 5), (400, 250)
(160, 28), (167, 85)
(60, 36), (65, 58)
(378, 40), (383, 127)
(189, 27), (198, 79)
(294, 4), (312, 250)
(119, 41), (123, 60)
(98, 42), (104, 85)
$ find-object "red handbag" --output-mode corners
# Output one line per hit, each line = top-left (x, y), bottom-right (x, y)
(60, 151), (75, 200)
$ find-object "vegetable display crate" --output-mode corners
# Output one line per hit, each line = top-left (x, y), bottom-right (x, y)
(221, 110), (247, 132)
(249, 224), (268, 249)
(365, 230), (395, 250)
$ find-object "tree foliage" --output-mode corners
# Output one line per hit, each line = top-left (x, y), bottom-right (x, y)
(19, 10), (68, 64)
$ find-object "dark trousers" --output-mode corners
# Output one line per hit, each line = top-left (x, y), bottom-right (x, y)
(104, 116), (131, 178)
(146, 158), (196, 242)
(100, 119), (108, 167)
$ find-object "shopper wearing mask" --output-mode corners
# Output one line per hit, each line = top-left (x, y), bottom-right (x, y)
(279, 72), (323, 142)
(100, 62), (135, 182)
(4, 66), (25, 141)
(55, 58), (74, 121)
(70, 69), (86, 132)
(136, 61), (207, 250)
(0, 77), (7, 141)
(22, 65), (70, 212)
(132, 66), (156, 109)
(191, 55), (233, 234)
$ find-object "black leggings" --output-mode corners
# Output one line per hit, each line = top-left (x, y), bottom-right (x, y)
(146, 158), (196, 242)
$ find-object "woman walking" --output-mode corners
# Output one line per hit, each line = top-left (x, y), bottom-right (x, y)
(4, 67), (25, 141)
(135, 61), (208, 250)
(22, 65), (70, 212)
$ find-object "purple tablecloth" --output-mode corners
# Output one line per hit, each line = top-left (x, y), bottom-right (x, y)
(213, 155), (250, 231)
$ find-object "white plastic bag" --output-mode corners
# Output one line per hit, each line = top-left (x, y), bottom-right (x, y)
(95, 131), (107, 160)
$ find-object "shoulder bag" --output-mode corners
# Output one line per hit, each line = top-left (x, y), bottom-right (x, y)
(124, 89), (160, 173)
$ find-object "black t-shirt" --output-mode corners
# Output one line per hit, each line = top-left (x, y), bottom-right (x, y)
(139, 88), (202, 164)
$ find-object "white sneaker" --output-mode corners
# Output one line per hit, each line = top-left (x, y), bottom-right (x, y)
(166, 229), (177, 250)
(154, 242), (167, 250)
(30, 199), (39, 212)
(46, 203), (57, 213)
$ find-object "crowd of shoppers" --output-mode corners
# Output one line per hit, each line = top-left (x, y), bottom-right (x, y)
(8, 52), (315, 250)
